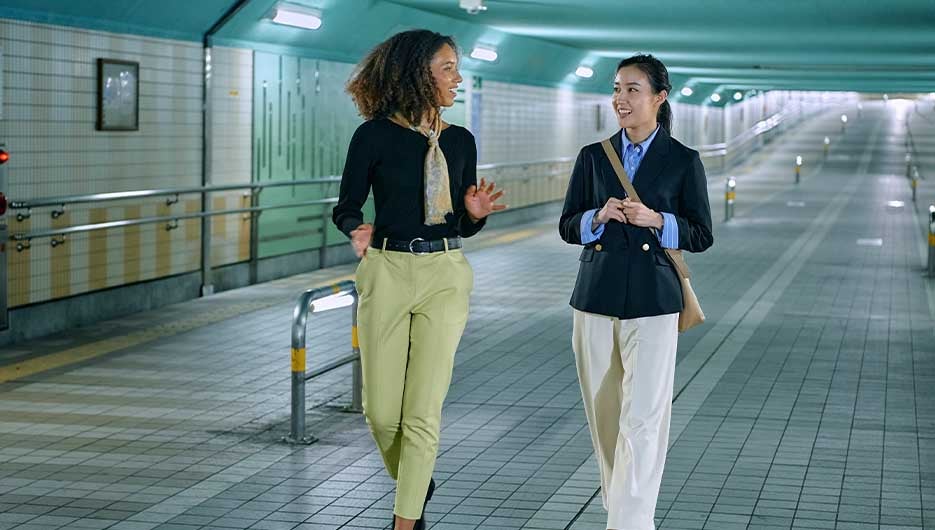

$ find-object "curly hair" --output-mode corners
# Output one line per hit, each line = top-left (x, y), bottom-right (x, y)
(347, 29), (457, 124)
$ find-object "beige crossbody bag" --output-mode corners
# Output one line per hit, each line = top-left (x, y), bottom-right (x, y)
(600, 139), (704, 332)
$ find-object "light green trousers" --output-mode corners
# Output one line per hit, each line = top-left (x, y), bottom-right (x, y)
(355, 244), (473, 519)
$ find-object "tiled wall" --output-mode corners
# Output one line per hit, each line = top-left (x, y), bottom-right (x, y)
(475, 81), (618, 165)
(207, 46), (253, 268)
(1, 18), (204, 307)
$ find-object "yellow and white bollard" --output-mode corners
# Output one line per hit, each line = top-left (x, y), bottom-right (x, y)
(724, 177), (736, 222)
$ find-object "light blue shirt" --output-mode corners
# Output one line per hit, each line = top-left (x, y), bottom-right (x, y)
(580, 126), (679, 249)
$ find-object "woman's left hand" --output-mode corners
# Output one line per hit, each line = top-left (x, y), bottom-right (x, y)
(621, 198), (664, 229)
(464, 178), (507, 222)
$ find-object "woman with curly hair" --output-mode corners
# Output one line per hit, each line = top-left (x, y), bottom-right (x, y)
(333, 29), (506, 530)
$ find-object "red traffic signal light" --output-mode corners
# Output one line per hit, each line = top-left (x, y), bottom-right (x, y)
(0, 149), (8, 164)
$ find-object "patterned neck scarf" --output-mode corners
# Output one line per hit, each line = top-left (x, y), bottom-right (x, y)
(395, 111), (453, 226)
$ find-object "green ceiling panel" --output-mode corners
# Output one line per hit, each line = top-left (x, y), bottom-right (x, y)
(2, 0), (932, 94)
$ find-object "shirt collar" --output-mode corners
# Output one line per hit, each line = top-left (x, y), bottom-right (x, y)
(621, 124), (660, 155)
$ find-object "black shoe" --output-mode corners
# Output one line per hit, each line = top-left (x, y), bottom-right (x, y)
(413, 478), (435, 530)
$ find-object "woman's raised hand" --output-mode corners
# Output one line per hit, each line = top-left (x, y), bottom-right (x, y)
(594, 197), (627, 225)
(350, 223), (374, 257)
(464, 177), (507, 222)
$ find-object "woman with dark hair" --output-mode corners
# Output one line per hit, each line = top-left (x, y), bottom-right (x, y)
(334, 29), (505, 530)
(559, 54), (713, 530)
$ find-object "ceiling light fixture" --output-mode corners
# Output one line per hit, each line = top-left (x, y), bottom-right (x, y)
(575, 65), (594, 78)
(680, 87), (693, 97)
(710, 93), (721, 103)
(470, 45), (498, 62)
(733, 91), (743, 101)
(459, 0), (487, 14)
(270, 3), (322, 30)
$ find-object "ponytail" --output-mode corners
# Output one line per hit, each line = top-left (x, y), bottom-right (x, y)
(657, 100), (672, 134)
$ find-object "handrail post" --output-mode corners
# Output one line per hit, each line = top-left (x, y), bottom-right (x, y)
(319, 204), (328, 270)
(249, 185), (260, 285)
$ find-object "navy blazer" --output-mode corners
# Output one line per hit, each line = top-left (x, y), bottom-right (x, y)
(559, 127), (713, 319)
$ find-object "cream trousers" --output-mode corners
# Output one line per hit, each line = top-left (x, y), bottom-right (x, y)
(572, 309), (679, 530)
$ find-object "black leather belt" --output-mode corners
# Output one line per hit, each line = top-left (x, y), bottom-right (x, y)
(375, 237), (462, 254)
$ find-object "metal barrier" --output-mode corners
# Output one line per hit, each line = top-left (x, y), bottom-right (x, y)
(286, 279), (362, 445)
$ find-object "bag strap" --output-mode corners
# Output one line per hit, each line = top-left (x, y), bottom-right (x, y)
(600, 139), (641, 202)
(599, 137), (691, 280)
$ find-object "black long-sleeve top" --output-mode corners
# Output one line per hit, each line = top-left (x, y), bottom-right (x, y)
(332, 118), (486, 242)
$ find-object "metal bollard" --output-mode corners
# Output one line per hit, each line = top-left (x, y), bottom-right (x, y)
(795, 155), (803, 184)
(286, 280), (360, 445)
(724, 177), (736, 222)
(840, 114), (848, 134)
(929, 205), (935, 277)
(906, 153), (912, 178)
(823, 137), (830, 158)
(911, 168), (918, 202)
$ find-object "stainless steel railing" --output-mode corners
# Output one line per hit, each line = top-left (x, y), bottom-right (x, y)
(697, 111), (788, 172)
(7, 178), (342, 288)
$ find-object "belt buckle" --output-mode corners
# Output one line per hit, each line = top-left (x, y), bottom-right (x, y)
(408, 237), (427, 255)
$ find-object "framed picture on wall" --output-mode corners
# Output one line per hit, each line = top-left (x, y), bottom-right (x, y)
(96, 58), (139, 131)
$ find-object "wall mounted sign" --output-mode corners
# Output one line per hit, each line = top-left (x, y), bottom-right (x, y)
(96, 58), (139, 131)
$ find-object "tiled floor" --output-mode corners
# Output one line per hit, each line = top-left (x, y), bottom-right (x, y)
(0, 101), (933, 530)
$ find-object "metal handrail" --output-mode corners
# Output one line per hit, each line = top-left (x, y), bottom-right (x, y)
(286, 280), (361, 445)
(697, 111), (787, 156)
(10, 177), (341, 210)
(477, 156), (575, 171)
(10, 198), (338, 251)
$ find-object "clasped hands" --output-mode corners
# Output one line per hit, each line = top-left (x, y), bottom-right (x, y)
(593, 197), (663, 231)
(350, 178), (506, 257)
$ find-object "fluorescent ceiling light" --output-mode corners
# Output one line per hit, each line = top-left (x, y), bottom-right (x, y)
(271, 5), (322, 30)
(710, 93), (721, 103)
(733, 91), (743, 101)
(575, 65), (594, 78)
(470, 45), (498, 62)
(680, 87), (693, 97)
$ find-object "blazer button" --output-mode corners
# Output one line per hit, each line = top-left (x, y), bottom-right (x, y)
(641, 243), (650, 251)
(595, 244), (602, 251)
